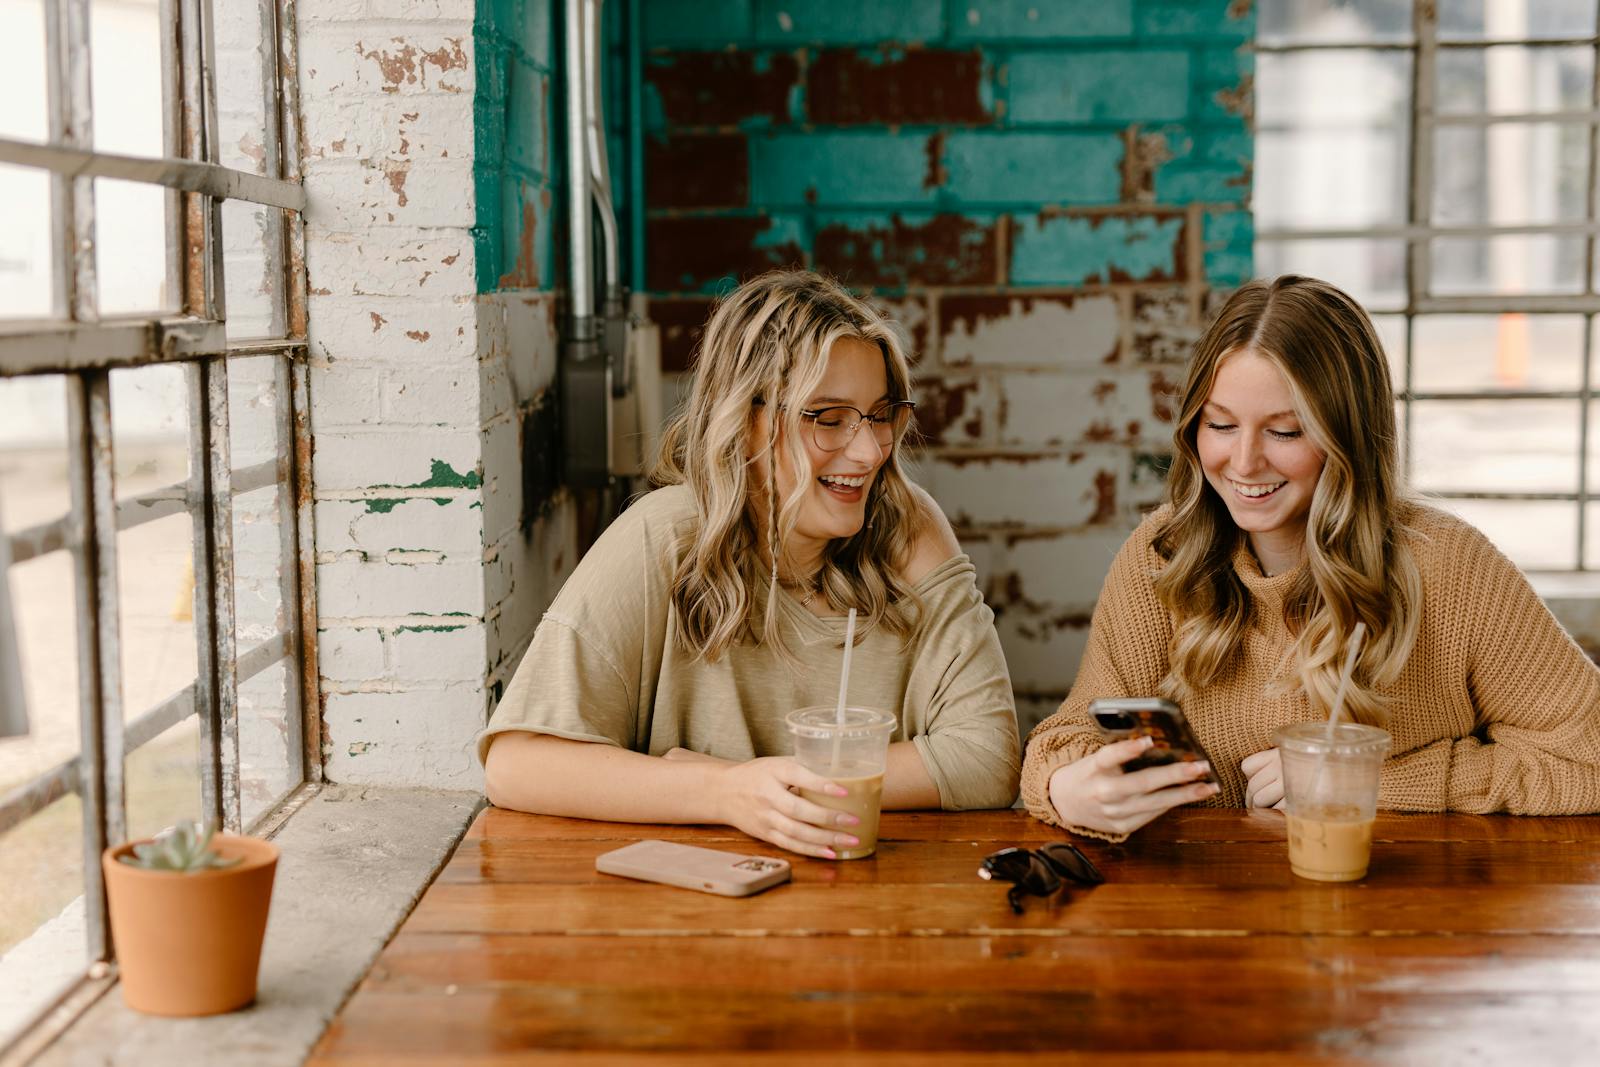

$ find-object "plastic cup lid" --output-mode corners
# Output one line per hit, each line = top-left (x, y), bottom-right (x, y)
(1274, 721), (1390, 756)
(786, 705), (896, 739)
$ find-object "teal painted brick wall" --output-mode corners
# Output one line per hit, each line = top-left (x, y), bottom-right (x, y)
(475, 0), (559, 292)
(639, 0), (1254, 302)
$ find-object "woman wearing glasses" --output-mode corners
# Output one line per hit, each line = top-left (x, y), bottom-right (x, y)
(1023, 275), (1600, 841)
(480, 271), (1021, 857)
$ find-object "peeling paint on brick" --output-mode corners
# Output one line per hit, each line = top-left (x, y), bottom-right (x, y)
(807, 47), (991, 125)
(814, 213), (995, 289)
(922, 130), (948, 190)
(1120, 125), (1176, 204)
(646, 215), (805, 293)
(646, 51), (800, 127)
(1215, 74), (1254, 122)
(912, 377), (984, 446)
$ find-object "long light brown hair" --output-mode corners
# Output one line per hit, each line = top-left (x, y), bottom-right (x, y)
(1153, 275), (1421, 725)
(651, 271), (924, 662)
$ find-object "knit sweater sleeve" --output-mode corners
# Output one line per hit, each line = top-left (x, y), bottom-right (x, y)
(1381, 520), (1600, 815)
(1020, 516), (1174, 839)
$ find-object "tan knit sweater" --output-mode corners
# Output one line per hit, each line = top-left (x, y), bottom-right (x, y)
(1022, 503), (1600, 839)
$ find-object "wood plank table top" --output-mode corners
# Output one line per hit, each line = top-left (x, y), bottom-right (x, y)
(308, 808), (1600, 1065)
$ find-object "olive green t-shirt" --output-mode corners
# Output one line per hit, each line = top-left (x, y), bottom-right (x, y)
(478, 485), (1021, 810)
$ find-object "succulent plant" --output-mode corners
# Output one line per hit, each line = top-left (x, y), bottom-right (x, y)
(118, 820), (241, 873)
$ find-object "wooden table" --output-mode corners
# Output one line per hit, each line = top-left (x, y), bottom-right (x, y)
(309, 807), (1600, 1064)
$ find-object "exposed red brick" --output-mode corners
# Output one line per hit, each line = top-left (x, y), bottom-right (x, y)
(814, 214), (996, 289)
(1091, 469), (1117, 524)
(808, 48), (990, 125)
(647, 52), (799, 127)
(1149, 369), (1183, 423)
(923, 130), (947, 190)
(871, 294), (930, 360)
(645, 215), (805, 294)
(911, 377), (982, 446)
(647, 134), (749, 209)
(649, 297), (715, 372)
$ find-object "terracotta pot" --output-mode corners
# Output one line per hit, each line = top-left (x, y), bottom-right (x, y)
(102, 833), (279, 1017)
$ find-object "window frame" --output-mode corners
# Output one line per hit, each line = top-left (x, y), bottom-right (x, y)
(1255, 4), (1600, 569)
(0, 0), (316, 1046)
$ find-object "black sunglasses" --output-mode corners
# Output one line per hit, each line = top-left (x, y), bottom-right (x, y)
(978, 843), (1104, 914)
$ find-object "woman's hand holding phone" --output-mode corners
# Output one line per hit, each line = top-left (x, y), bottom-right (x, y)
(1047, 737), (1220, 836)
(710, 756), (862, 860)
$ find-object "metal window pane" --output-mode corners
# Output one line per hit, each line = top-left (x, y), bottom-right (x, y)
(1433, 123), (1589, 226)
(107, 365), (202, 838)
(1257, 0), (1415, 46)
(228, 356), (298, 823)
(1411, 397), (1579, 492)
(1256, 51), (1412, 229)
(1413, 313), (1585, 393)
(222, 201), (280, 341)
(0, 0), (49, 141)
(93, 177), (174, 315)
(1371, 312), (1408, 390)
(1437, 0), (1597, 41)
(89, 0), (165, 157)
(1430, 234), (1587, 294)
(0, 376), (89, 1035)
(1584, 399), (1600, 494)
(0, 794), (90, 1044)
(1254, 237), (1408, 311)
(213, 0), (275, 176)
(1437, 45), (1594, 115)
(1442, 498), (1577, 570)
(0, 163), (56, 319)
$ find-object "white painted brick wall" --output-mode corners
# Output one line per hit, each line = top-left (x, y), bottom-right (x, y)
(316, 558), (485, 619)
(920, 451), (1122, 529)
(310, 430), (480, 490)
(321, 686), (486, 788)
(942, 293), (1120, 367)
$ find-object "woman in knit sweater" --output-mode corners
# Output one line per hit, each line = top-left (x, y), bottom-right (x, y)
(1023, 275), (1600, 840)
(482, 271), (1021, 858)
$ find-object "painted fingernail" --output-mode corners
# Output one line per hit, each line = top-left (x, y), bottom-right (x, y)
(839, 814), (860, 827)
(822, 848), (837, 859)
(838, 835), (859, 847)
(828, 784), (849, 797)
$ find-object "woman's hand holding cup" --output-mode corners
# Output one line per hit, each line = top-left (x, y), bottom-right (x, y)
(1048, 736), (1220, 836)
(712, 756), (862, 860)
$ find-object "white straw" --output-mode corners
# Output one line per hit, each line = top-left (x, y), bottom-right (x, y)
(1306, 622), (1367, 806)
(835, 608), (857, 725)
(829, 609), (858, 773)
(1324, 621), (1367, 738)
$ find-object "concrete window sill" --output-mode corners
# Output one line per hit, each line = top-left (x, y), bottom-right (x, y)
(27, 785), (482, 1067)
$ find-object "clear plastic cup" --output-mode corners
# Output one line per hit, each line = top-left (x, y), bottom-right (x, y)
(1275, 722), (1390, 882)
(785, 705), (896, 860)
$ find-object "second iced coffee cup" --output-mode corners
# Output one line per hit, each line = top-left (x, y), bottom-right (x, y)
(785, 706), (896, 860)
(1275, 722), (1390, 882)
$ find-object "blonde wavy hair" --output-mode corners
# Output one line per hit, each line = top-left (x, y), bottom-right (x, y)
(651, 270), (924, 662)
(1153, 275), (1422, 726)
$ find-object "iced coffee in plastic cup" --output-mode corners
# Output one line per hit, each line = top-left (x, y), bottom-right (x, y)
(1275, 722), (1390, 882)
(786, 706), (896, 860)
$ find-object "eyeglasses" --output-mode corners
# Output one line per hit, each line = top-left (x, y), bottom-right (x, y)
(800, 402), (916, 453)
(978, 843), (1104, 914)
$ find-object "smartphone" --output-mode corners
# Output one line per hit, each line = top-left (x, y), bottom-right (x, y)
(595, 840), (792, 897)
(1088, 697), (1216, 781)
